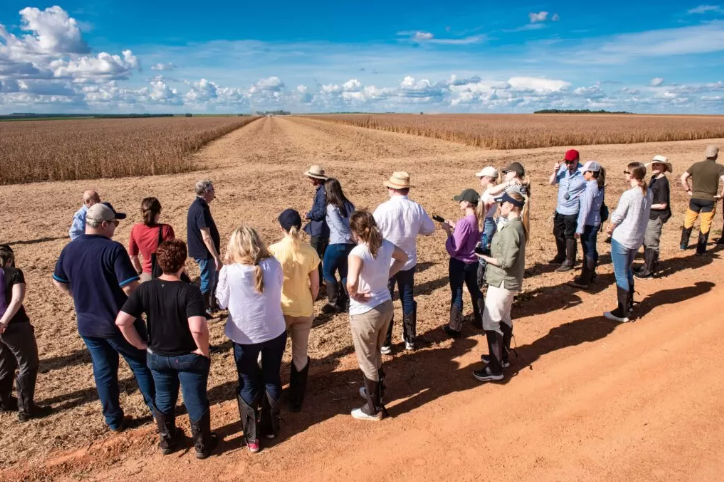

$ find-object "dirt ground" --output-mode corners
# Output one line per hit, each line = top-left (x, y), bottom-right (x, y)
(1, 117), (723, 481)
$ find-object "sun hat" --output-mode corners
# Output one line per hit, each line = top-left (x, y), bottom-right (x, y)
(384, 171), (412, 190)
(278, 208), (302, 231)
(475, 166), (499, 179)
(453, 189), (480, 205)
(564, 149), (580, 162)
(647, 155), (673, 173)
(705, 145), (719, 159)
(501, 162), (525, 177)
(582, 161), (601, 173)
(304, 165), (328, 180)
(87, 202), (126, 224)
(494, 192), (526, 208)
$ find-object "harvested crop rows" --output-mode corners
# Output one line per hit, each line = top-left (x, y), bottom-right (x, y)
(306, 113), (724, 150)
(0, 116), (259, 185)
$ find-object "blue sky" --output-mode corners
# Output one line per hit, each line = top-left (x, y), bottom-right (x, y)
(1, 1), (724, 113)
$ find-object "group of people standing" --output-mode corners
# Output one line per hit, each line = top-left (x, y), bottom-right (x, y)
(0, 144), (722, 459)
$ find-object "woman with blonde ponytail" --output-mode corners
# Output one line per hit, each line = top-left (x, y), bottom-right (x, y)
(216, 226), (286, 454)
(269, 209), (321, 413)
(474, 166), (500, 287)
(604, 162), (652, 323)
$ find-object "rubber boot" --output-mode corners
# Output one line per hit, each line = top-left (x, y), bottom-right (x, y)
(481, 323), (512, 368)
(16, 370), (50, 422)
(571, 256), (595, 288)
(696, 231), (710, 256)
(556, 238), (577, 272)
(352, 376), (386, 420)
(260, 391), (281, 439)
(473, 331), (505, 382)
(402, 301), (417, 348)
(189, 410), (218, 460)
(335, 282), (349, 312)
(443, 305), (463, 338)
(288, 357), (310, 413)
(321, 278), (341, 314)
(628, 283), (635, 314)
(0, 376), (17, 412)
(635, 248), (656, 279)
(680, 227), (692, 250)
(604, 287), (630, 322)
(237, 392), (261, 450)
(471, 297), (483, 329)
(203, 292), (214, 319)
(153, 408), (179, 455)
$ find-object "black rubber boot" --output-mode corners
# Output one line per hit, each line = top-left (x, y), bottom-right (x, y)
(473, 330), (505, 382)
(360, 376), (386, 419)
(471, 297), (483, 329)
(635, 248), (657, 279)
(153, 408), (179, 455)
(237, 393), (261, 449)
(571, 256), (595, 288)
(481, 322), (512, 368)
(260, 391), (281, 439)
(288, 357), (310, 413)
(556, 239), (577, 272)
(444, 305), (463, 338)
(321, 278), (342, 313)
(0, 376), (17, 412)
(190, 410), (218, 460)
(604, 287), (630, 322)
(402, 301), (417, 346)
(680, 227), (693, 250)
(696, 231), (710, 256)
(16, 371), (50, 422)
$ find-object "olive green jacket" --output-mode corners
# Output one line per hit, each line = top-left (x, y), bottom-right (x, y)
(485, 218), (526, 291)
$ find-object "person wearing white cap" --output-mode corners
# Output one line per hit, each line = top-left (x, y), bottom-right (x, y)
(679, 145), (724, 255)
(373, 172), (436, 353)
(569, 161), (606, 289)
(474, 166), (500, 287)
(634, 156), (672, 279)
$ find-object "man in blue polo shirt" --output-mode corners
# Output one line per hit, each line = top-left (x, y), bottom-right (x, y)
(187, 180), (222, 317)
(549, 149), (587, 272)
(53, 202), (154, 432)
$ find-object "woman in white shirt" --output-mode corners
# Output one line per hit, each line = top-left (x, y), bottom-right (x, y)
(474, 166), (499, 287)
(216, 226), (286, 453)
(346, 211), (407, 421)
(604, 162), (652, 323)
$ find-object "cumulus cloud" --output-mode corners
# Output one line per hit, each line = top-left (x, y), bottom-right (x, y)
(51, 50), (140, 80)
(688, 5), (723, 14)
(17, 6), (89, 54)
(529, 11), (549, 23)
(151, 62), (176, 71)
(651, 77), (665, 86)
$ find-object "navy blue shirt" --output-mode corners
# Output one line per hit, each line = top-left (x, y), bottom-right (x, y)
(303, 185), (330, 238)
(187, 197), (220, 260)
(53, 235), (140, 338)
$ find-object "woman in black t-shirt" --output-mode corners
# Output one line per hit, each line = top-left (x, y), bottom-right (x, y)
(635, 156), (672, 279)
(0, 244), (52, 422)
(116, 239), (218, 459)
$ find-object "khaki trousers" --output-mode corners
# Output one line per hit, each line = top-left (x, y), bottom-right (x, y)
(349, 300), (393, 381)
(284, 315), (313, 371)
(482, 283), (517, 336)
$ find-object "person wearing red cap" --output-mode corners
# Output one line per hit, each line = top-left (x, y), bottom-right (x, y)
(549, 149), (587, 272)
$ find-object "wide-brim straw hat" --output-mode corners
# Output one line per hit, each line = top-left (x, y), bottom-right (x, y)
(647, 155), (673, 173)
(384, 171), (412, 189)
(304, 165), (328, 180)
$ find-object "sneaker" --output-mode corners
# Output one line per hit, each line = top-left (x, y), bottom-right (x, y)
(472, 367), (504, 382)
(247, 439), (260, 453)
(404, 340), (415, 351)
(604, 310), (629, 323)
(634, 271), (652, 280)
(480, 354), (510, 368)
(443, 326), (461, 339)
(351, 407), (383, 421)
(380, 345), (392, 355)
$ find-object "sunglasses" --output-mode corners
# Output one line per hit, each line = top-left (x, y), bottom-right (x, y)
(106, 219), (120, 227)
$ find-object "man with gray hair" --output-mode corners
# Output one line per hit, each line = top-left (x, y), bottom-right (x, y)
(69, 190), (101, 240)
(187, 180), (221, 316)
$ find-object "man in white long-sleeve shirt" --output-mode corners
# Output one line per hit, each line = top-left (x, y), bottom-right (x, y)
(373, 172), (436, 353)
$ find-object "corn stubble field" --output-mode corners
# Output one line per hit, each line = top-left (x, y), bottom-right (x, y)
(0, 116), (259, 185)
(306, 113), (724, 150)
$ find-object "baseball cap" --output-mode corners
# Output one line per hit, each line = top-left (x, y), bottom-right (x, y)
(453, 189), (480, 205)
(582, 161), (601, 172)
(493, 192), (526, 208)
(87, 202), (126, 224)
(278, 208), (302, 232)
(564, 149), (580, 162)
(501, 161), (525, 177)
(475, 166), (499, 179)
(705, 145), (719, 158)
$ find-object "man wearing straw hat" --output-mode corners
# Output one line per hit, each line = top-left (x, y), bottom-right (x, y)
(374, 172), (436, 353)
(634, 155), (672, 279)
(680, 145), (724, 255)
(303, 165), (330, 283)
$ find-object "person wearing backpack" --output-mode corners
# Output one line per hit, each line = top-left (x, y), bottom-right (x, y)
(570, 162), (606, 289)
(129, 198), (175, 282)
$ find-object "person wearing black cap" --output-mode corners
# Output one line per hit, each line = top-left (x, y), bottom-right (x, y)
(53, 202), (155, 432)
(549, 150), (587, 272)
(473, 191), (529, 382)
(442, 189), (483, 338)
(269, 209), (321, 413)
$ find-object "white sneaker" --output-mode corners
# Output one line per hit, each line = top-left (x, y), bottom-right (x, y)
(381, 345), (392, 355)
(604, 311), (630, 323)
(351, 407), (383, 421)
(404, 341), (415, 351)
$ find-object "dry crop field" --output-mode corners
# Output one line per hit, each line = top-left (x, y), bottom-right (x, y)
(0, 116), (259, 185)
(306, 113), (724, 150)
(1, 116), (724, 481)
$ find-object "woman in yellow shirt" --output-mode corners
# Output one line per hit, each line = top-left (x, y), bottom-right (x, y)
(268, 209), (320, 412)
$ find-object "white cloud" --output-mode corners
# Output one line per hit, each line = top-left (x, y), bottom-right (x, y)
(51, 50), (140, 80)
(414, 31), (434, 41)
(529, 11), (549, 23)
(688, 5), (723, 14)
(651, 77), (665, 86)
(151, 62), (176, 71)
(343, 79), (363, 91)
(250, 76), (284, 92)
(508, 76), (570, 92)
(17, 6), (89, 54)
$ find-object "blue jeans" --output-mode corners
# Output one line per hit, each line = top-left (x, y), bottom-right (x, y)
(147, 351), (210, 422)
(384, 267), (416, 345)
(232, 331), (287, 405)
(195, 257), (218, 296)
(611, 238), (637, 292)
(449, 258), (482, 312)
(322, 243), (354, 287)
(580, 224), (599, 265)
(480, 218), (497, 253)
(81, 333), (155, 430)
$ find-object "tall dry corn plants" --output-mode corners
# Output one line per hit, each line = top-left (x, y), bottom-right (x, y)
(0, 116), (259, 184)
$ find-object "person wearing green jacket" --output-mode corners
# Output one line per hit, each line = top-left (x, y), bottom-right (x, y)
(472, 191), (529, 382)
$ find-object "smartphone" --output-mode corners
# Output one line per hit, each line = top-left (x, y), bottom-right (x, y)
(432, 214), (445, 223)
(475, 246), (491, 256)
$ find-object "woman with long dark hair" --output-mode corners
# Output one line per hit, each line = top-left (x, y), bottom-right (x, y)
(570, 162), (606, 289)
(322, 178), (356, 313)
(604, 162), (652, 323)
(129, 197), (175, 281)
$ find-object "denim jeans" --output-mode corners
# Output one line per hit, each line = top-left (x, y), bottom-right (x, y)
(232, 331), (287, 405)
(384, 267), (416, 345)
(81, 333), (155, 430)
(194, 257), (218, 296)
(146, 351), (210, 422)
(310, 236), (329, 285)
(480, 217), (497, 253)
(323, 243), (354, 287)
(610, 238), (637, 292)
(449, 258), (482, 311)
(580, 224), (599, 265)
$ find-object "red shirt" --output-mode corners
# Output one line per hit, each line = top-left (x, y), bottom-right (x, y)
(128, 223), (175, 273)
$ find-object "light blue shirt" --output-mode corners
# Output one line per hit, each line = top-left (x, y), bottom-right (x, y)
(553, 165), (587, 215)
(326, 202), (355, 245)
(69, 205), (88, 240)
(576, 181), (604, 233)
